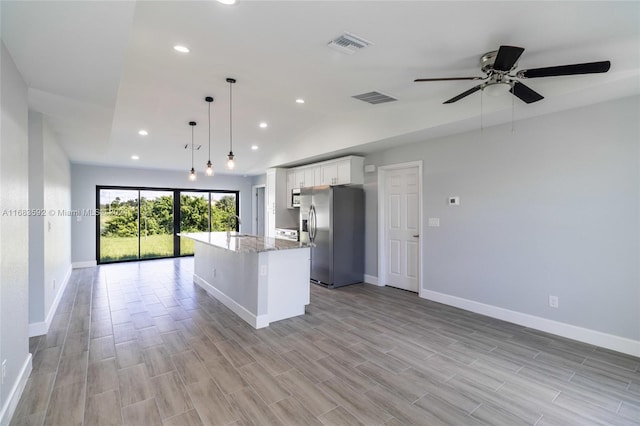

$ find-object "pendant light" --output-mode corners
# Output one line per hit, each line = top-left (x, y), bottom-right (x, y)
(226, 77), (236, 170)
(205, 96), (214, 176)
(188, 121), (197, 181)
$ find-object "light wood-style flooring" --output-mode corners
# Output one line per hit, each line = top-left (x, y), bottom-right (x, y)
(11, 258), (640, 425)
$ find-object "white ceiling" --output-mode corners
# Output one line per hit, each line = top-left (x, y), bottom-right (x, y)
(2, 1), (639, 176)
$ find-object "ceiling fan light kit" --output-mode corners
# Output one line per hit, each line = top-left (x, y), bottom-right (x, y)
(415, 45), (611, 104)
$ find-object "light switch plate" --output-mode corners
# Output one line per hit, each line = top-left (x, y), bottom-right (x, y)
(448, 196), (460, 206)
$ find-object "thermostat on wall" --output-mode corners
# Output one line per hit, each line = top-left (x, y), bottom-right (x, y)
(448, 196), (460, 206)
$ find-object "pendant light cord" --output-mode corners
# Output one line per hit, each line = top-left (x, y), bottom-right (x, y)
(229, 81), (233, 153)
(191, 125), (195, 167)
(511, 83), (515, 133)
(480, 88), (484, 133)
(208, 101), (211, 160)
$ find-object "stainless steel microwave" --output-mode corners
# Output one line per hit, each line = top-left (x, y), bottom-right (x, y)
(291, 188), (301, 207)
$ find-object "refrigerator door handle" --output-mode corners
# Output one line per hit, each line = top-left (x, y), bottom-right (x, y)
(309, 205), (317, 242)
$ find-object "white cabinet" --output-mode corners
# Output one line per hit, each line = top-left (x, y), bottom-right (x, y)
(266, 168), (298, 237)
(285, 166), (319, 208)
(286, 170), (296, 209)
(319, 156), (364, 186)
(265, 169), (277, 237)
(304, 167), (316, 188)
(282, 156), (364, 209)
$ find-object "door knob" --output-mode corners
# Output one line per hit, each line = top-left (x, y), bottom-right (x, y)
(413, 234), (419, 238)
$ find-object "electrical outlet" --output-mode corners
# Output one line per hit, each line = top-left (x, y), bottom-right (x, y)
(53, 279), (56, 290)
(213, 268), (217, 278)
(2, 359), (7, 384)
(549, 295), (559, 308)
(260, 265), (267, 276)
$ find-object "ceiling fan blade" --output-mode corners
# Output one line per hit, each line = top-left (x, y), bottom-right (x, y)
(414, 76), (484, 82)
(518, 60), (611, 78)
(493, 45), (525, 72)
(443, 85), (483, 104)
(510, 81), (544, 104)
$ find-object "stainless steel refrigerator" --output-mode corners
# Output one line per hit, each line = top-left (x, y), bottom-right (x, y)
(299, 185), (364, 288)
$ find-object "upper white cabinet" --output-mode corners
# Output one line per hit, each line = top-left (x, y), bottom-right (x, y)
(284, 156), (364, 208)
(319, 156), (364, 186)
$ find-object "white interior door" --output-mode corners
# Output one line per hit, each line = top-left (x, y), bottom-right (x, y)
(384, 166), (419, 292)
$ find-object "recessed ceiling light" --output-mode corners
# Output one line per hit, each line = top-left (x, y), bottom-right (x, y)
(259, 122), (268, 128)
(217, 0), (237, 4)
(173, 45), (190, 53)
(296, 98), (305, 104)
(251, 145), (258, 150)
(138, 129), (148, 136)
(131, 155), (139, 160)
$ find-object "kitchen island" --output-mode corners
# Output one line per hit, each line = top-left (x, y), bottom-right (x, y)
(180, 232), (311, 328)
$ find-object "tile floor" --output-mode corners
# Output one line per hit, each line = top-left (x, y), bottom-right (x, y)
(10, 258), (640, 425)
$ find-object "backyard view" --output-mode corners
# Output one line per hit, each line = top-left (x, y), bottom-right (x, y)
(99, 189), (237, 262)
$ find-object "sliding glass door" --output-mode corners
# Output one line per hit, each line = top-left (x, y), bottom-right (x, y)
(140, 190), (174, 259)
(179, 192), (210, 256)
(99, 189), (139, 262)
(97, 186), (239, 263)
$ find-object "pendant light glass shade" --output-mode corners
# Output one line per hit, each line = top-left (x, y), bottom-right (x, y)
(226, 78), (236, 170)
(226, 153), (235, 170)
(205, 96), (214, 176)
(188, 121), (197, 181)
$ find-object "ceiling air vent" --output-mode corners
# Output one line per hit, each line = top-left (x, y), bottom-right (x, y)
(327, 32), (373, 55)
(184, 144), (202, 150)
(352, 91), (397, 105)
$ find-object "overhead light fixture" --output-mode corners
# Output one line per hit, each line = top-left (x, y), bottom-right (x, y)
(173, 45), (190, 53)
(205, 96), (214, 176)
(217, 0), (237, 4)
(226, 78), (236, 170)
(138, 129), (148, 136)
(259, 122), (268, 129)
(295, 98), (305, 104)
(483, 82), (512, 97)
(188, 121), (197, 181)
(131, 155), (139, 160)
(251, 145), (258, 151)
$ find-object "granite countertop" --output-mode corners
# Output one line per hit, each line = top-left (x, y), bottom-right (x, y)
(179, 232), (310, 253)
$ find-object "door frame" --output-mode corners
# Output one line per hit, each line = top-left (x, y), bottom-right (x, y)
(251, 184), (266, 235)
(377, 161), (424, 296)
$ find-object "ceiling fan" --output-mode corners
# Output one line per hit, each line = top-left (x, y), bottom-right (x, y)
(414, 45), (611, 104)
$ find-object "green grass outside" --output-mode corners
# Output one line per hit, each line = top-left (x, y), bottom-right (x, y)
(100, 234), (180, 262)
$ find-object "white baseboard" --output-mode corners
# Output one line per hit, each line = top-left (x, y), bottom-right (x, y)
(72, 260), (96, 269)
(0, 353), (32, 426)
(29, 265), (72, 337)
(421, 289), (640, 358)
(364, 274), (382, 286)
(193, 274), (268, 329)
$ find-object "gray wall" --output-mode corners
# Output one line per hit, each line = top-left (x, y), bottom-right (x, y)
(0, 41), (30, 421)
(28, 111), (72, 326)
(364, 96), (640, 341)
(70, 164), (254, 264)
